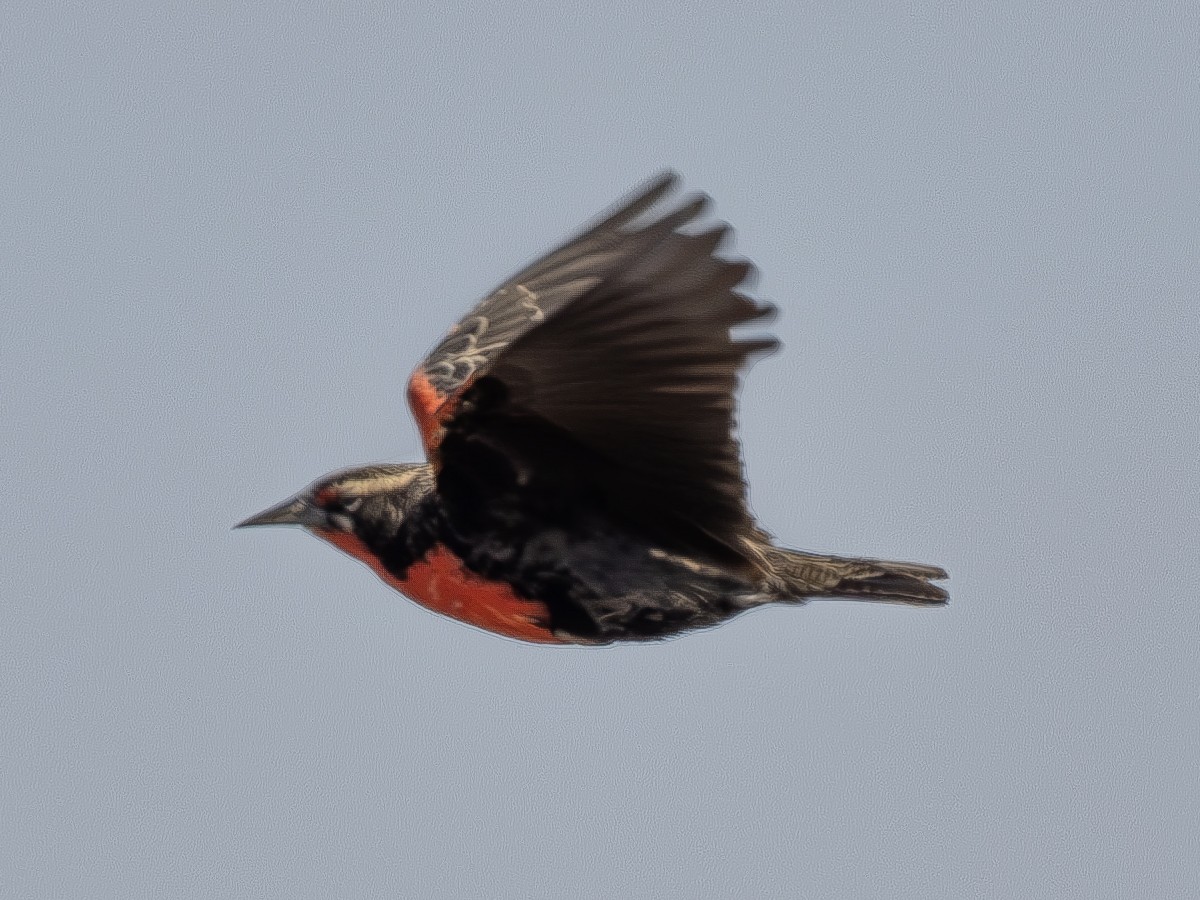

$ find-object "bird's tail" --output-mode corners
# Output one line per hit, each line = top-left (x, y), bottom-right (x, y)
(755, 546), (949, 606)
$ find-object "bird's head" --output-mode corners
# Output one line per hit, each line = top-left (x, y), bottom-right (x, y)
(235, 463), (435, 540)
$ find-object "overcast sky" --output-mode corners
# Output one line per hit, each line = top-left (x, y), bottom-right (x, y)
(4, 3), (1198, 898)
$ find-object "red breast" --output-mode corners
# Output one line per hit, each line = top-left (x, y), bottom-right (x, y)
(315, 529), (564, 644)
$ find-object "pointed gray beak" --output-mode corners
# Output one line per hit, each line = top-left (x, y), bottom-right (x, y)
(235, 494), (321, 529)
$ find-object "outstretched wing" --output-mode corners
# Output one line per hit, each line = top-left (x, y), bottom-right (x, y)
(407, 173), (778, 565)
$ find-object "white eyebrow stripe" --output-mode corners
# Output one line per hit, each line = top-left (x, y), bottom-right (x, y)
(337, 470), (424, 495)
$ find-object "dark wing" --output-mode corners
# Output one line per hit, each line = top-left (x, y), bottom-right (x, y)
(407, 173), (778, 565)
(407, 173), (682, 446)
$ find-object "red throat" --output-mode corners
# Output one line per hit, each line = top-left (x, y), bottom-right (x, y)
(314, 529), (563, 644)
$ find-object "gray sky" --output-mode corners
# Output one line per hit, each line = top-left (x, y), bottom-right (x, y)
(4, 3), (1197, 898)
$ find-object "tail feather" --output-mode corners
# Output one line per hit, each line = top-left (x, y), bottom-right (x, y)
(756, 546), (949, 606)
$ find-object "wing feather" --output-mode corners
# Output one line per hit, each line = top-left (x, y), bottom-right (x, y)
(407, 173), (778, 563)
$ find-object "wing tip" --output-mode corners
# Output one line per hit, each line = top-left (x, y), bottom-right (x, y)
(600, 170), (682, 228)
(645, 169), (680, 195)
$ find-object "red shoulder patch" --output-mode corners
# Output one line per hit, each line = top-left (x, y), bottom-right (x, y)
(406, 370), (448, 454)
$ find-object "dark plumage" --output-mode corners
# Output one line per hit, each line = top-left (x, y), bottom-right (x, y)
(239, 173), (947, 644)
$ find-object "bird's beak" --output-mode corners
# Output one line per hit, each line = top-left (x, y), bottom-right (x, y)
(235, 494), (322, 529)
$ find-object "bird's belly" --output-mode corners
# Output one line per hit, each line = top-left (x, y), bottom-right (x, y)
(316, 530), (563, 644)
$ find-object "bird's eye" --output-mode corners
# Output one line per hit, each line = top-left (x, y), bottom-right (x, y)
(314, 487), (361, 514)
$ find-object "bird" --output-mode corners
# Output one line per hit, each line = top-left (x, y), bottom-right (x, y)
(237, 173), (948, 645)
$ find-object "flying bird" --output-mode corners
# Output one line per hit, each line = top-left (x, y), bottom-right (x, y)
(238, 174), (947, 644)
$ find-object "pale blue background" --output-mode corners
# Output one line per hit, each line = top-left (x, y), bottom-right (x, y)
(4, 3), (1198, 898)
